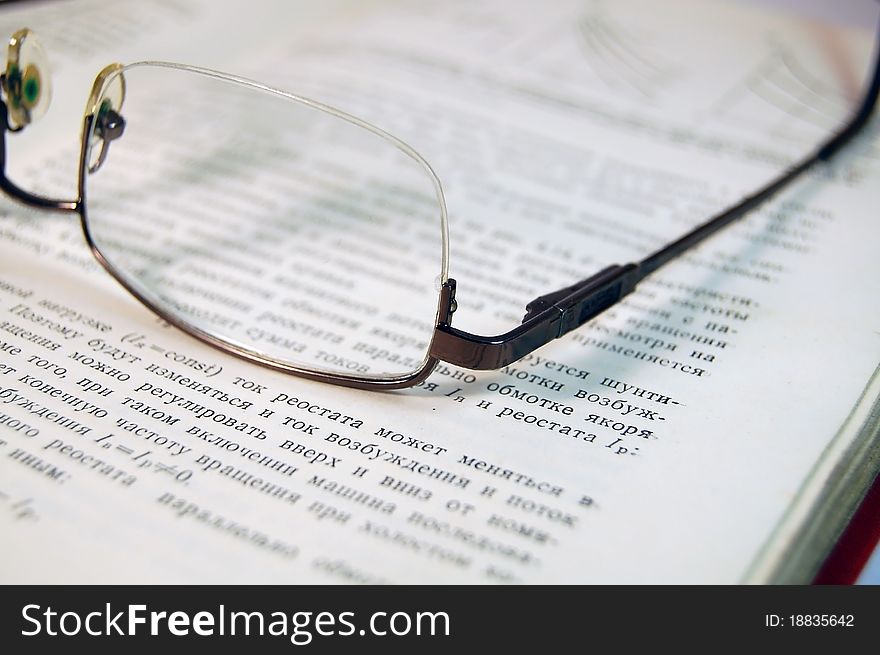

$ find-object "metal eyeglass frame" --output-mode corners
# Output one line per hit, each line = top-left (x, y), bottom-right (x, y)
(1, 20), (878, 391)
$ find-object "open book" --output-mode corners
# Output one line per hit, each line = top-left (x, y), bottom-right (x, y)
(1, 0), (878, 583)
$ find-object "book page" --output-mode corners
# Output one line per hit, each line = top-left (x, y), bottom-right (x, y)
(1, 0), (878, 583)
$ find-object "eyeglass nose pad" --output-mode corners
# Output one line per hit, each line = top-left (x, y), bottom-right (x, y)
(88, 106), (126, 173)
(86, 64), (126, 174)
(3, 28), (52, 131)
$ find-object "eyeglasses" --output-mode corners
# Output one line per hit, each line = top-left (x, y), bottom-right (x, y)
(2, 21), (879, 390)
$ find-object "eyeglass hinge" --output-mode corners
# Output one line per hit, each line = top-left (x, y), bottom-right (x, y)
(438, 278), (458, 327)
(524, 264), (641, 338)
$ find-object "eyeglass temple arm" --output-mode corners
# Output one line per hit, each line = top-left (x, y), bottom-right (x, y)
(432, 17), (880, 371)
(641, 16), (880, 277)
